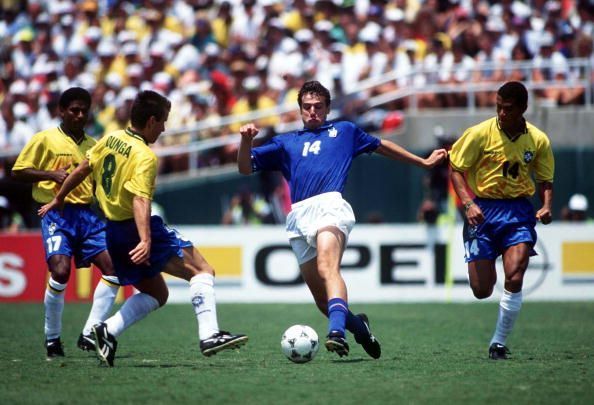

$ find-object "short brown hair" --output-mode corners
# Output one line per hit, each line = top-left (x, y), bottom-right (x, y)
(297, 80), (331, 108)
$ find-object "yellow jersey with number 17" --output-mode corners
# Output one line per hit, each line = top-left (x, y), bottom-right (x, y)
(12, 127), (97, 204)
(449, 117), (554, 199)
(86, 128), (157, 221)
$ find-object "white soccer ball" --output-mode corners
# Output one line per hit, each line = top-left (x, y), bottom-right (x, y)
(280, 324), (319, 363)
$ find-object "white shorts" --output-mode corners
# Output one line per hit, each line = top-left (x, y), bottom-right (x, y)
(286, 192), (356, 264)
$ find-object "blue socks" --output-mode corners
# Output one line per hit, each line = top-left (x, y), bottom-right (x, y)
(327, 298), (348, 337)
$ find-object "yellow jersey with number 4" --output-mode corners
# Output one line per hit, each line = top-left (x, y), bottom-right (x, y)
(86, 128), (157, 221)
(450, 117), (554, 199)
(12, 127), (96, 204)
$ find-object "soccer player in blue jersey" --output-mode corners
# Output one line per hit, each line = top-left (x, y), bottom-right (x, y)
(238, 80), (448, 358)
(12, 87), (120, 359)
(449, 81), (554, 360)
(40, 90), (247, 366)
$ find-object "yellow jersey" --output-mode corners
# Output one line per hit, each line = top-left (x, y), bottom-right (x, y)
(12, 126), (96, 204)
(450, 117), (554, 199)
(87, 128), (157, 221)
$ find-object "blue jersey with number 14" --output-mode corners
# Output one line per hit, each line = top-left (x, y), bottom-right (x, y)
(251, 121), (381, 203)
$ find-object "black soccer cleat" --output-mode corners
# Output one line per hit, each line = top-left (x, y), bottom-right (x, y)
(93, 322), (118, 367)
(355, 313), (381, 359)
(325, 331), (349, 357)
(488, 343), (511, 360)
(46, 338), (65, 360)
(77, 333), (96, 352)
(200, 331), (248, 357)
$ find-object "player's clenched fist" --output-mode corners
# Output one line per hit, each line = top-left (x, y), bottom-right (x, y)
(425, 148), (448, 168)
(239, 123), (259, 140)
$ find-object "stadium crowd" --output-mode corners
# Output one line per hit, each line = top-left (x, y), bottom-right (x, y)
(0, 0), (593, 174)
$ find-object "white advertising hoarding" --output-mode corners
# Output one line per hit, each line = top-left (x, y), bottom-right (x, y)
(165, 223), (594, 303)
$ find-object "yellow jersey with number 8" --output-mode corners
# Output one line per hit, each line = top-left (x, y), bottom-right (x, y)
(86, 128), (157, 221)
(449, 117), (554, 199)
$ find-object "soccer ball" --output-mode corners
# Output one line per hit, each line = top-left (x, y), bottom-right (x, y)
(280, 325), (319, 363)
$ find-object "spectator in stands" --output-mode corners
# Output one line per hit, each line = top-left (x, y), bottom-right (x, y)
(9, 101), (36, 150)
(221, 188), (273, 225)
(0, 195), (23, 233)
(560, 193), (592, 222)
(230, 76), (278, 133)
(1, 0), (594, 179)
(211, 1), (233, 48)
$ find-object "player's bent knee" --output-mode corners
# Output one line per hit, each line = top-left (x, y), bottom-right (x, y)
(50, 268), (70, 284)
(472, 286), (494, 299)
(155, 290), (168, 307)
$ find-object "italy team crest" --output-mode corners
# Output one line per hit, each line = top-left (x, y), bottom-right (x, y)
(328, 127), (338, 138)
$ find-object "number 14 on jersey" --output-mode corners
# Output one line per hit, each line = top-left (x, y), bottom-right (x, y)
(302, 140), (321, 157)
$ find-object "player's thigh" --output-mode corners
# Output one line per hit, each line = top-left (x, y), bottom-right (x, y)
(502, 242), (530, 280)
(468, 259), (497, 298)
(316, 226), (345, 274)
(134, 273), (168, 306)
(90, 250), (116, 276)
(161, 247), (213, 281)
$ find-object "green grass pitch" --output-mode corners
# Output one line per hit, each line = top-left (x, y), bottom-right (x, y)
(1, 302), (593, 404)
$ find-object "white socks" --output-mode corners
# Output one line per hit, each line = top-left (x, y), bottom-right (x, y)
(190, 273), (219, 340)
(44, 277), (66, 340)
(82, 276), (120, 336)
(105, 293), (159, 337)
(490, 289), (523, 346)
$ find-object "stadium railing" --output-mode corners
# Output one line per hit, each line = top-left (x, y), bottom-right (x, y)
(1, 58), (592, 177)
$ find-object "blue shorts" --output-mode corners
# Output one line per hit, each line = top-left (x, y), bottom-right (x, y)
(463, 197), (537, 262)
(41, 204), (107, 268)
(106, 215), (193, 285)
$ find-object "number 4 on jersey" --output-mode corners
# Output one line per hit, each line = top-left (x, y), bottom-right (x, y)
(464, 239), (479, 257)
(302, 140), (321, 157)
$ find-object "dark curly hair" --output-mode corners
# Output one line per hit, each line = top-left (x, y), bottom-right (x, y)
(59, 87), (91, 109)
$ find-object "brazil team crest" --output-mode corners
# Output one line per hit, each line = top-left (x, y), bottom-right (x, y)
(523, 151), (534, 163)
(328, 127), (338, 138)
(48, 222), (57, 235)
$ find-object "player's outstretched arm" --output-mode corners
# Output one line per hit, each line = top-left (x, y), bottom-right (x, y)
(38, 160), (92, 217)
(130, 195), (152, 266)
(238, 123), (259, 175)
(13, 164), (71, 184)
(375, 139), (448, 169)
(535, 181), (553, 225)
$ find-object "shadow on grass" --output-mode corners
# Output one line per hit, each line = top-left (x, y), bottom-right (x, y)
(132, 364), (199, 369)
(330, 358), (366, 364)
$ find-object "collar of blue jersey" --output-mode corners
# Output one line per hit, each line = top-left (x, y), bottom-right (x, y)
(496, 117), (527, 141)
(297, 122), (333, 134)
(125, 127), (148, 144)
(58, 124), (85, 145)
